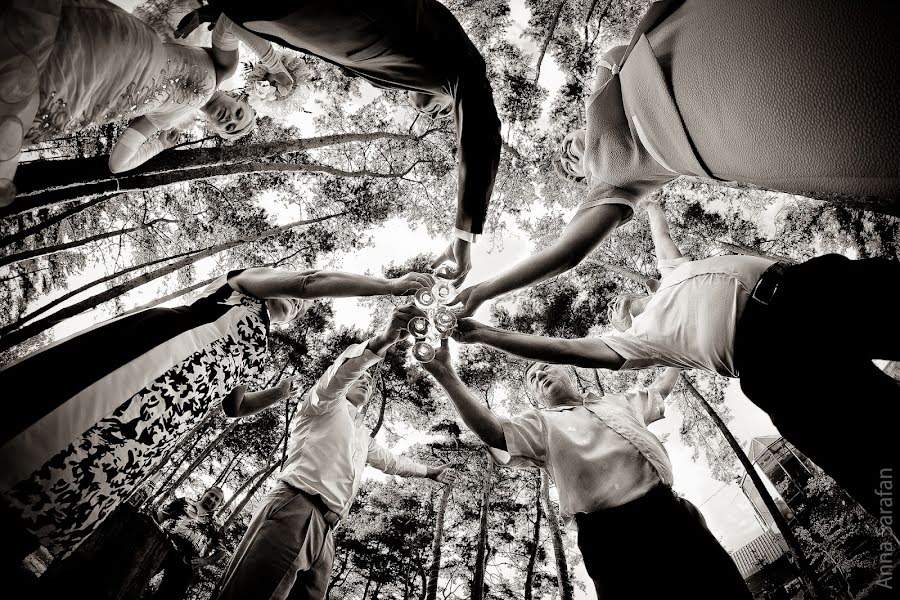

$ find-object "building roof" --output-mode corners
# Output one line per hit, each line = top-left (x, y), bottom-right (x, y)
(747, 435), (782, 462)
(729, 531), (786, 578)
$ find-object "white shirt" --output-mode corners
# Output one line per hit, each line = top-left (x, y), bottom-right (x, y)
(602, 254), (774, 377)
(489, 388), (671, 527)
(279, 342), (427, 517)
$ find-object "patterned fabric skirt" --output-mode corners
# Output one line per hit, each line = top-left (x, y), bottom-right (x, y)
(0, 289), (268, 558)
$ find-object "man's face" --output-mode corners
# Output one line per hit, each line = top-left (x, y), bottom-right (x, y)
(407, 91), (453, 120)
(199, 488), (224, 512)
(526, 363), (577, 406)
(346, 371), (373, 408)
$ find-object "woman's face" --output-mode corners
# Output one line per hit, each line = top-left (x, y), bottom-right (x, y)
(205, 93), (254, 135)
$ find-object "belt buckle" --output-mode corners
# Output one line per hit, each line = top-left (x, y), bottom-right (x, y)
(751, 280), (778, 306)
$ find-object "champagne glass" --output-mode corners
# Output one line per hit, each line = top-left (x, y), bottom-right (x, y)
(433, 308), (457, 338)
(432, 280), (456, 305)
(412, 341), (436, 362)
(414, 288), (437, 310)
(408, 316), (430, 339)
(434, 264), (455, 279)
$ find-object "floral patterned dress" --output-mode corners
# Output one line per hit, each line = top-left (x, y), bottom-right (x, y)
(0, 272), (269, 558)
(0, 0), (215, 172)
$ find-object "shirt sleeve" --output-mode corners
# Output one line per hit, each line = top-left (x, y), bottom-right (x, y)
(575, 182), (640, 225)
(299, 341), (381, 416)
(487, 410), (548, 469)
(366, 438), (429, 477)
(452, 61), (501, 235)
(623, 388), (666, 426)
(600, 332), (663, 371)
(657, 256), (691, 279)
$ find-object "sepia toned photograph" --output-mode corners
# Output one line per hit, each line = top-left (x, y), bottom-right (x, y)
(1, 1), (898, 598)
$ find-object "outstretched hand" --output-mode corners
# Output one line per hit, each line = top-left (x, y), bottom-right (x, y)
(447, 284), (486, 319)
(431, 238), (471, 287)
(389, 272), (435, 296)
(429, 462), (459, 485)
(276, 376), (300, 398)
(383, 304), (427, 344)
(420, 338), (453, 375)
(450, 317), (483, 344)
(161, 128), (181, 148)
(174, 7), (217, 39)
(266, 69), (294, 97)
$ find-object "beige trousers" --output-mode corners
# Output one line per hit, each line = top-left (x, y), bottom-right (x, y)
(215, 481), (334, 600)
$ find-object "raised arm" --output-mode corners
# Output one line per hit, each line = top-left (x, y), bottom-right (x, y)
(108, 117), (178, 173)
(210, 15), (292, 92)
(421, 340), (506, 449)
(227, 267), (433, 300)
(645, 202), (683, 262)
(452, 203), (630, 316)
(650, 366), (681, 400)
(454, 318), (626, 370)
(221, 378), (295, 418)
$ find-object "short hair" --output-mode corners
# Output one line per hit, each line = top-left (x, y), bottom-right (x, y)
(607, 292), (647, 332)
(206, 485), (224, 498)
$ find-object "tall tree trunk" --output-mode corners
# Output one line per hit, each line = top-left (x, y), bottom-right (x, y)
(584, 258), (654, 286)
(533, 1), (567, 84)
(680, 374), (824, 599)
(218, 461), (276, 518)
(424, 484), (453, 600)
(471, 452), (492, 600)
(213, 451), (244, 487)
(0, 218), (174, 268)
(0, 248), (202, 336)
(152, 421), (239, 507)
(5, 131), (432, 215)
(541, 470), (574, 600)
(524, 472), (542, 600)
(0, 212), (345, 353)
(119, 275), (219, 316)
(222, 461), (280, 528)
(0, 195), (113, 249)
(716, 240), (797, 264)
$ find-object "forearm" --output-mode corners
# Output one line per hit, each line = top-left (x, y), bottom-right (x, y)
(645, 202), (682, 261)
(231, 268), (394, 300)
(239, 385), (290, 416)
(474, 326), (625, 370)
(430, 367), (505, 449)
(108, 129), (166, 173)
(651, 366), (682, 399)
(301, 271), (394, 298)
(478, 246), (577, 301)
(477, 204), (628, 302)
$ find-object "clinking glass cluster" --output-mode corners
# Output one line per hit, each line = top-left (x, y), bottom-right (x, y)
(408, 268), (457, 363)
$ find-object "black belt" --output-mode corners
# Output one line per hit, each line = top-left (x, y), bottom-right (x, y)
(735, 262), (789, 374)
(748, 262), (787, 306)
(298, 488), (342, 529)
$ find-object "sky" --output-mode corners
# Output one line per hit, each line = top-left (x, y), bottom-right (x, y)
(26, 0), (789, 595)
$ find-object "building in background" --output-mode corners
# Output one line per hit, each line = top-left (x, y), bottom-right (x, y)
(730, 531), (799, 600)
(739, 436), (892, 599)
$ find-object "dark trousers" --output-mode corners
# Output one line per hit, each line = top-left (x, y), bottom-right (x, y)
(576, 485), (752, 599)
(737, 254), (900, 533)
(149, 552), (195, 600)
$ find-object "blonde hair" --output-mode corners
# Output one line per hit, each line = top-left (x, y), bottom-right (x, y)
(208, 92), (257, 142)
